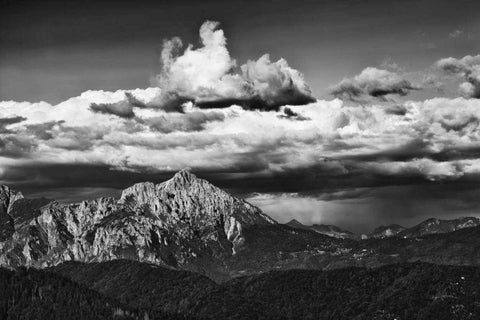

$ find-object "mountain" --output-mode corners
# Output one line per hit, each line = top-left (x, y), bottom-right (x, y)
(398, 217), (480, 238)
(49, 260), (480, 320)
(0, 169), (275, 280)
(0, 169), (342, 281)
(285, 219), (356, 239)
(3, 169), (480, 282)
(369, 224), (406, 239)
(368, 217), (480, 239)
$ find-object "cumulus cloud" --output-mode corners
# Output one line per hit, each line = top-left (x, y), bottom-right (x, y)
(150, 20), (315, 111)
(89, 21), (315, 116)
(329, 67), (419, 102)
(436, 55), (480, 98)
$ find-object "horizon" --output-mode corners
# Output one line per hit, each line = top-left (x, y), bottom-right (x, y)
(2, 0), (480, 233)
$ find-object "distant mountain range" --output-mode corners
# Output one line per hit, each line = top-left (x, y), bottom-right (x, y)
(285, 219), (357, 239)
(2, 169), (480, 319)
(286, 216), (480, 240)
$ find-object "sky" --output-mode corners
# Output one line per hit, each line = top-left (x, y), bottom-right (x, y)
(1, 0), (480, 233)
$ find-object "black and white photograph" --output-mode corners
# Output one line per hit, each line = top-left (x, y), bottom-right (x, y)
(1, 0), (480, 319)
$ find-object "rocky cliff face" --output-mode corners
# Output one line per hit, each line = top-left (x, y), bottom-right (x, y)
(0, 169), (278, 279)
(120, 169), (275, 254)
(0, 186), (24, 241)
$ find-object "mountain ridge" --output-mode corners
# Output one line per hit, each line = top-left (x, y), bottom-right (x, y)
(2, 169), (480, 282)
(285, 219), (357, 239)
(0, 169), (289, 281)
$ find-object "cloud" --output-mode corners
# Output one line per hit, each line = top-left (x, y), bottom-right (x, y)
(139, 110), (226, 133)
(0, 116), (27, 133)
(277, 107), (310, 121)
(0, 135), (37, 158)
(239, 54), (316, 109)
(449, 29), (464, 38)
(436, 55), (480, 98)
(90, 95), (136, 118)
(383, 105), (408, 116)
(149, 20), (315, 111)
(4, 88), (480, 190)
(329, 67), (419, 102)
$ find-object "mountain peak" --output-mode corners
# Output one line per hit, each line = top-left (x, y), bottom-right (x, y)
(169, 167), (197, 185)
(121, 167), (276, 228)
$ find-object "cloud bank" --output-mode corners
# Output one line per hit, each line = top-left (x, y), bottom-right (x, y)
(3, 87), (480, 190)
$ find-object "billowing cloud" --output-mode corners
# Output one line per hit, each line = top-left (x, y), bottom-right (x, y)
(329, 67), (419, 102)
(3, 86), (480, 189)
(90, 21), (315, 115)
(150, 20), (315, 111)
(436, 55), (480, 98)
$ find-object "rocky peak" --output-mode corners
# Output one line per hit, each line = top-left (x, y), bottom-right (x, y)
(167, 167), (196, 187)
(120, 169), (275, 225)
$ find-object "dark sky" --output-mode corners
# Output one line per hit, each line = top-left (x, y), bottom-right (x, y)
(1, 0), (480, 233)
